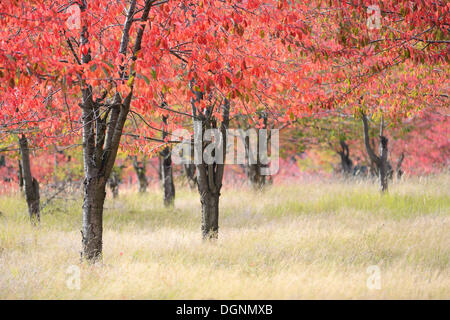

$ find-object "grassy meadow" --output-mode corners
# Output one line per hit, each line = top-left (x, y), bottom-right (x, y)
(0, 174), (449, 299)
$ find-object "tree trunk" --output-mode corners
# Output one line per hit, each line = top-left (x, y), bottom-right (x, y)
(191, 85), (230, 240)
(244, 135), (264, 189)
(183, 163), (197, 189)
(133, 156), (147, 193)
(161, 152), (175, 206)
(396, 153), (405, 179)
(182, 138), (197, 188)
(200, 191), (219, 239)
(361, 112), (389, 193)
(369, 159), (378, 178)
(82, 177), (106, 260)
(78, 0), (152, 261)
(108, 171), (120, 198)
(138, 174), (147, 193)
(158, 155), (163, 187)
(80, 91), (129, 261)
(243, 112), (269, 190)
(111, 184), (119, 198)
(18, 135), (40, 224)
(246, 163), (266, 189)
(66, 155), (72, 183)
(378, 136), (389, 192)
(337, 140), (353, 176)
(160, 114), (175, 206)
(17, 159), (24, 192)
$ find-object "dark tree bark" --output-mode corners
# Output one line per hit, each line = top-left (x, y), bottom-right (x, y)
(242, 112), (269, 190)
(182, 141), (197, 189)
(0, 156), (7, 183)
(160, 114), (175, 206)
(378, 136), (389, 192)
(244, 148), (268, 189)
(352, 164), (369, 177)
(78, 0), (154, 261)
(18, 135), (40, 225)
(396, 152), (405, 179)
(337, 140), (353, 176)
(245, 162), (266, 189)
(183, 163), (197, 189)
(108, 170), (121, 198)
(133, 156), (148, 193)
(81, 90), (130, 262)
(17, 159), (24, 192)
(361, 112), (389, 192)
(369, 161), (378, 178)
(158, 155), (163, 187)
(191, 86), (230, 240)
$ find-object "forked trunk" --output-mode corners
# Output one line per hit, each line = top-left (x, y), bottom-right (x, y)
(361, 112), (389, 193)
(18, 135), (40, 225)
(191, 87), (230, 240)
(78, 0), (153, 261)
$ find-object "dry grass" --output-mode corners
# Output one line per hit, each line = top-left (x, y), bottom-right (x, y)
(0, 174), (449, 299)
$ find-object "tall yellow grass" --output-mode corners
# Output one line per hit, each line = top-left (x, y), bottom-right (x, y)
(0, 175), (449, 299)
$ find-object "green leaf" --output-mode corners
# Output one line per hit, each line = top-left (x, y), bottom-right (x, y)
(102, 66), (110, 77)
(290, 112), (295, 120)
(127, 76), (135, 87)
(103, 60), (115, 69)
(150, 68), (157, 80)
